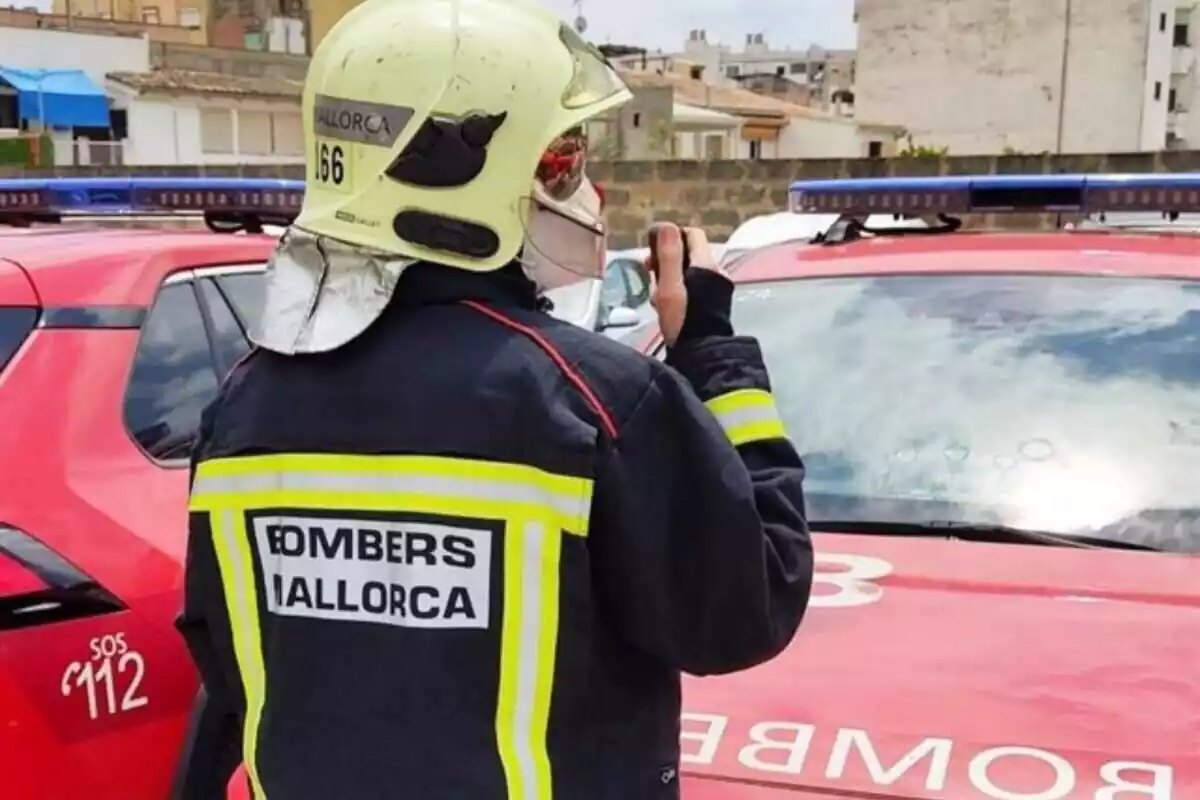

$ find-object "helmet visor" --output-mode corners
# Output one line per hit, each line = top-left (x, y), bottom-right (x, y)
(558, 24), (630, 110)
(536, 126), (590, 202)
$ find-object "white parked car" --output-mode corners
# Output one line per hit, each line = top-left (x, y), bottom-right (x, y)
(1071, 211), (1200, 233)
(720, 211), (928, 266)
(546, 248), (656, 342)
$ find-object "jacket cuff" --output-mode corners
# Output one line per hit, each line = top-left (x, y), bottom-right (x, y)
(665, 335), (771, 402)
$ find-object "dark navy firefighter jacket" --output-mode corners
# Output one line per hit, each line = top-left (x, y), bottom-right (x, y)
(175, 260), (813, 800)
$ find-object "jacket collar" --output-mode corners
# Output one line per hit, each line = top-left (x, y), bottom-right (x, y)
(390, 260), (541, 311)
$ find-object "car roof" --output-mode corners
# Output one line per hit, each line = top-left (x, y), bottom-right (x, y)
(731, 230), (1200, 283)
(0, 227), (278, 307)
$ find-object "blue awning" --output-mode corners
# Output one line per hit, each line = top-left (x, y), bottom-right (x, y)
(0, 67), (111, 129)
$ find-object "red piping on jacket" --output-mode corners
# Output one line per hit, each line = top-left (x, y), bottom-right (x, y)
(460, 299), (619, 440)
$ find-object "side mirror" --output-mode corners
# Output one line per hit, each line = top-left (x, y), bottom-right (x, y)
(600, 306), (640, 330)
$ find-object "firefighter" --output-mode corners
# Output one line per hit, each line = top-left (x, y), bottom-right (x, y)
(175, 0), (814, 797)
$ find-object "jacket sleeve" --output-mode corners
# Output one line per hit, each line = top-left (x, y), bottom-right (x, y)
(171, 397), (245, 800)
(589, 268), (813, 676)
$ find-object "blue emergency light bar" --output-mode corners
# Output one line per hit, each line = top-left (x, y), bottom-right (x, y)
(788, 173), (1200, 216)
(0, 176), (304, 217)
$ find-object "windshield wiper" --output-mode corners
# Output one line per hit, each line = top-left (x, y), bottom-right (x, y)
(810, 520), (1163, 551)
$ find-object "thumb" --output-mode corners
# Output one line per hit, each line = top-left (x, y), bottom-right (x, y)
(652, 223), (686, 293)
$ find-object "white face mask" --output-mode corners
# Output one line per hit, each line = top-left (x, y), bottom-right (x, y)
(521, 175), (607, 292)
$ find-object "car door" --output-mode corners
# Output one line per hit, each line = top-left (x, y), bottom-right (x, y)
(0, 266), (266, 800)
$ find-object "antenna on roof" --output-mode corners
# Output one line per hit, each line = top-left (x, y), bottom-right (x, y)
(573, 0), (587, 34)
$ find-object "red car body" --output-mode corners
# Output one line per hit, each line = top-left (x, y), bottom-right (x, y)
(0, 228), (278, 800)
(6, 223), (1199, 800)
(641, 232), (1200, 799)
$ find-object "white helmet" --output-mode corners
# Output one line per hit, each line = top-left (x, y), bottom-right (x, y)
(255, 0), (632, 354)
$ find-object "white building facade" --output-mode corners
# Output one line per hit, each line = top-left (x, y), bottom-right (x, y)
(1170, 1), (1200, 147)
(855, 0), (1179, 154)
(0, 25), (149, 165)
(614, 31), (857, 113)
(682, 31), (857, 110)
(106, 71), (303, 166)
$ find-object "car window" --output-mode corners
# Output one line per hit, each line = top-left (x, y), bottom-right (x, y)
(216, 271), (266, 332)
(123, 282), (220, 462)
(0, 307), (36, 373)
(199, 277), (250, 374)
(600, 261), (631, 310)
(733, 273), (1200, 553)
(199, 278), (251, 373)
(622, 259), (650, 305)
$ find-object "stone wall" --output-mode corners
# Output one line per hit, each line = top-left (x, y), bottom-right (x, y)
(7, 150), (1200, 249)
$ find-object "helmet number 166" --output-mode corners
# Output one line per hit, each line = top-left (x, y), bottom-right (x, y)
(315, 141), (347, 188)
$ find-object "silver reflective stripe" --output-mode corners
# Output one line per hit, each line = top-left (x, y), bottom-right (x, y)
(192, 471), (588, 524)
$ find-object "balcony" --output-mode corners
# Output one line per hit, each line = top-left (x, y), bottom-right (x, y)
(1173, 45), (1195, 75)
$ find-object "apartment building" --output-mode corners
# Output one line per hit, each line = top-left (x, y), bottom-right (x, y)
(53, 0), (206, 29)
(1170, 2), (1200, 147)
(50, 0), (307, 53)
(308, 0), (360, 51)
(855, 0), (1183, 154)
(680, 30), (856, 110)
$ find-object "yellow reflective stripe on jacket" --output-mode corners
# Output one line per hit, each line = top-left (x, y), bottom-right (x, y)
(496, 517), (562, 800)
(189, 453), (595, 800)
(704, 388), (787, 446)
(191, 453), (592, 536)
(207, 508), (268, 800)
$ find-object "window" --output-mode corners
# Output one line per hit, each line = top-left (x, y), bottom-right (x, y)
(1160, 12), (1167, 32)
(632, 112), (641, 128)
(141, 5), (161, 24)
(749, 140), (763, 159)
(1169, 87), (1178, 111)
(621, 259), (650, 305)
(600, 259), (651, 312)
(868, 140), (884, 158)
(731, 273), (1200, 552)
(200, 108), (234, 153)
(1155, 81), (1163, 100)
(123, 282), (220, 461)
(0, 91), (18, 130)
(199, 278), (251, 373)
(0, 308), (36, 374)
(725, 65), (740, 77)
(216, 272), (267, 331)
(689, 66), (703, 80)
(789, 62), (806, 74)
(1175, 23), (1190, 46)
(110, 109), (128, 139)
(271, 112), (304, 155)
(179, 6), (202, 27)
(704, 134), (724, 159)
(237, 110), (273, 155)
(599, 265), (629, 314)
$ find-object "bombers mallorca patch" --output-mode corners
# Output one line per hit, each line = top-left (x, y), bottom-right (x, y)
(252, 514), (491, 629)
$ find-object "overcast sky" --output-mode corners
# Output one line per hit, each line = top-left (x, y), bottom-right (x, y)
(8, 0), (856, 51)
(539, 0), (856, 51)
